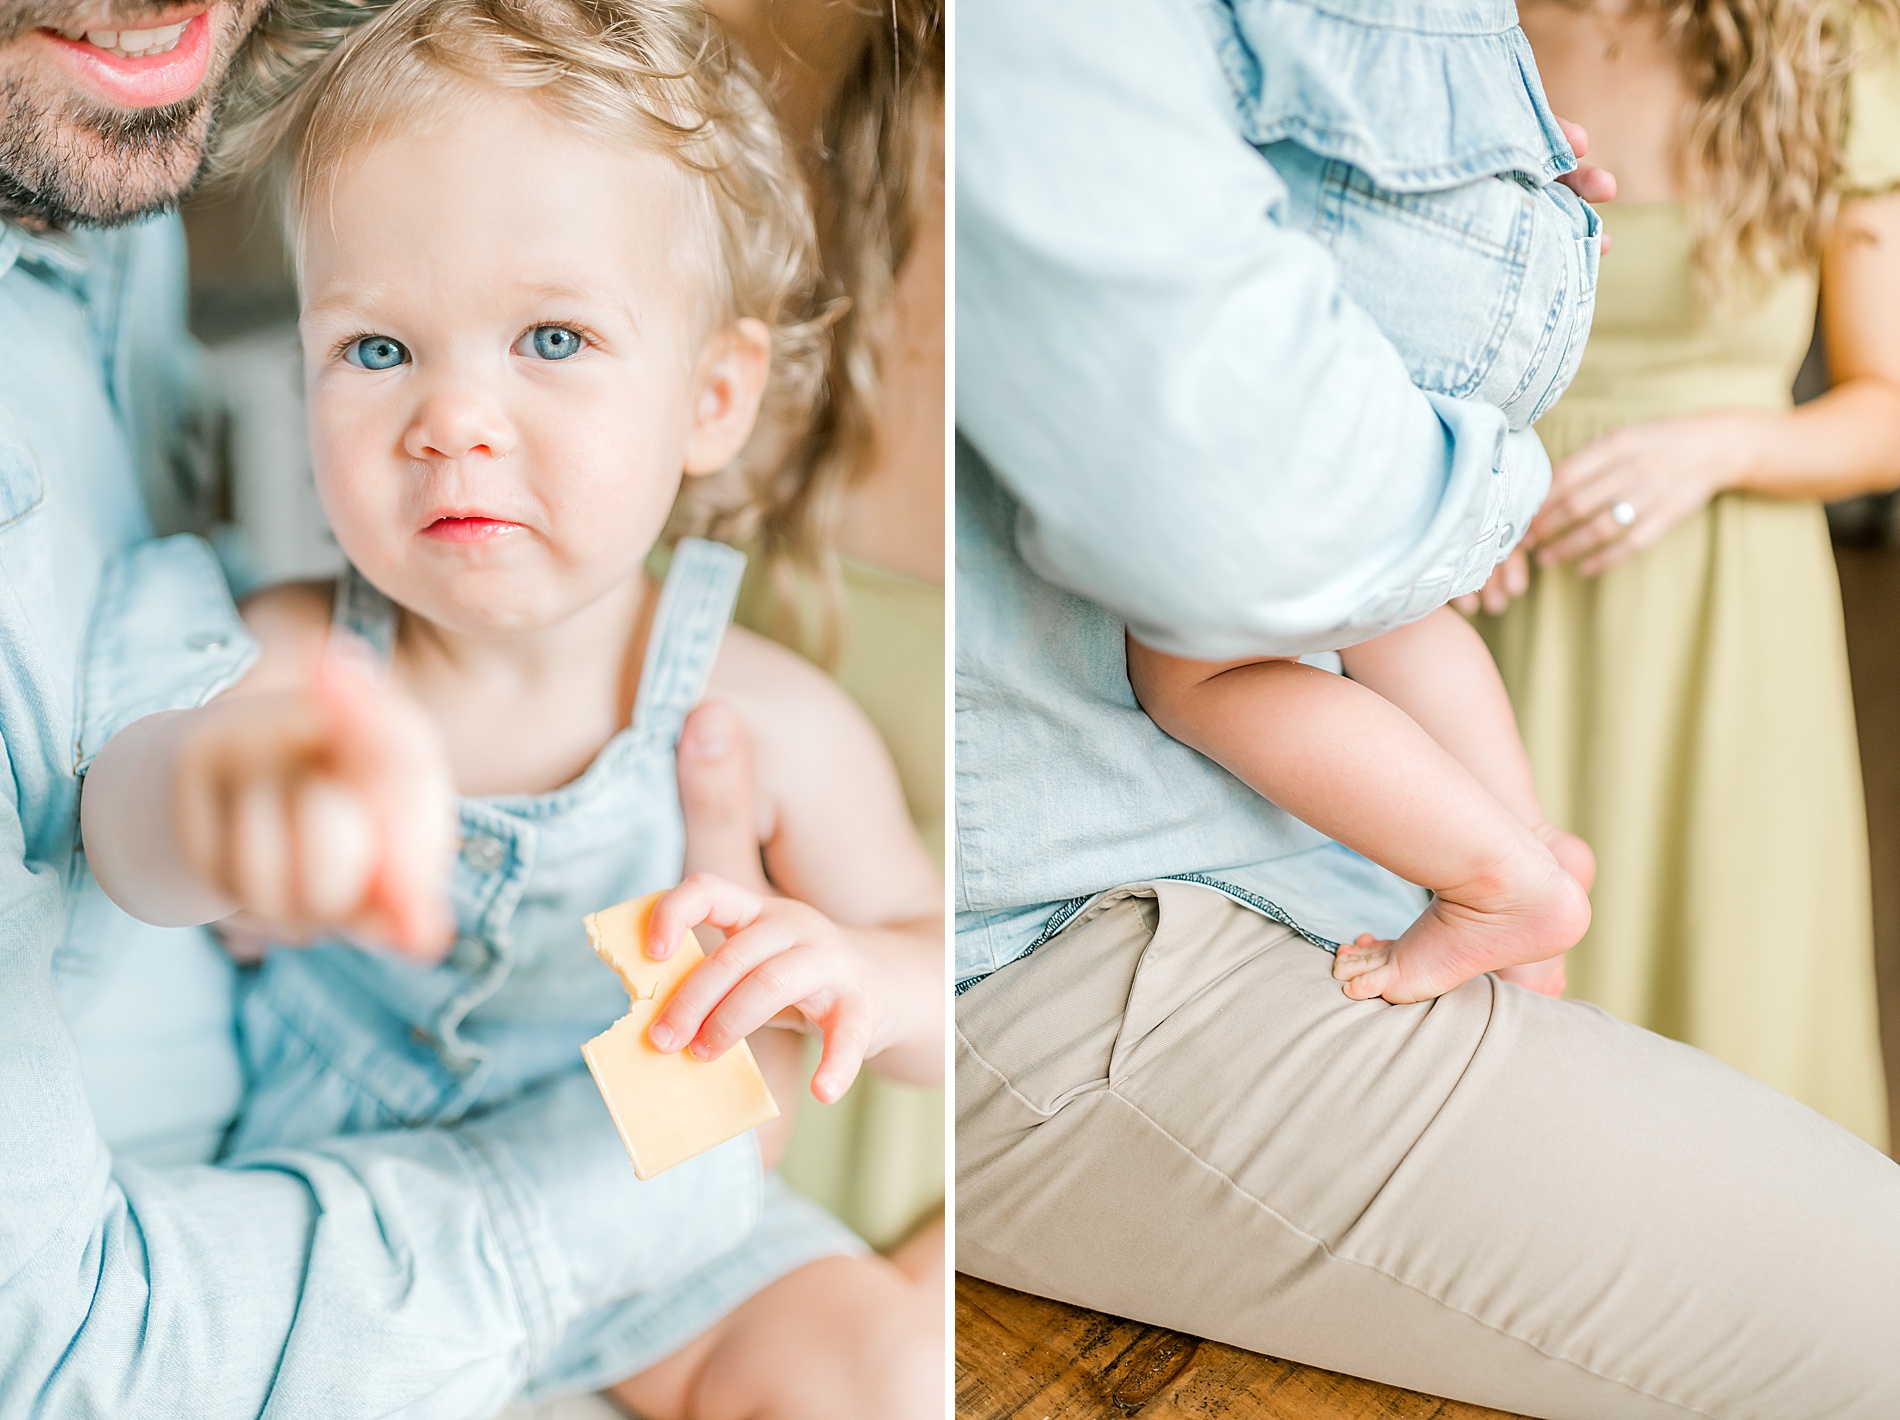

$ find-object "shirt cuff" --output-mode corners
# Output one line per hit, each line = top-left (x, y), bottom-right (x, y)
(1486, 426), (1552, 575)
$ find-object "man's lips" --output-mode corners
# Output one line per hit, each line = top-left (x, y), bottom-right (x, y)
(34, 9), (211, 110)
(421, 516), (524, 544)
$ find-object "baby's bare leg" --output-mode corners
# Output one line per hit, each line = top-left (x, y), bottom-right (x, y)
(1340, 608), (1592, 995)
(607, 1254), (939, 1420)
(1126, 633), (1588, 1003)
(1340, 608), (1585, 870)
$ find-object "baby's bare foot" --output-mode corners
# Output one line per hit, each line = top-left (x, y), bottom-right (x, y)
(1496, 953), (1567, 997)
(1333, 844), (1589, 1004)
(1535, 821), (1595, 895)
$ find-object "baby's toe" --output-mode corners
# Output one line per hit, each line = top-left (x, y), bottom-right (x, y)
(1331, 935), (1389, 982)
(1342, 969), (1392, 1001)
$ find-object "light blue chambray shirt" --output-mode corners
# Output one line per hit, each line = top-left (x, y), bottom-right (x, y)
(0, 214), (757, 1416)
(955, 0), (1582, 986)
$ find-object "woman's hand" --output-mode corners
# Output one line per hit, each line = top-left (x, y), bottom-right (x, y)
(643, 872), (900, 1105)
(1525, 411), (1761, 575)
(1554, 119), (1616, 205)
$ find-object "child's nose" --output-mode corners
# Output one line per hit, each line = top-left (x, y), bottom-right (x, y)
(404, 389), (517, 462)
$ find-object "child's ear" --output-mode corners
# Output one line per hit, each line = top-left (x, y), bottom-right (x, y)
(683, 317), (772, 476)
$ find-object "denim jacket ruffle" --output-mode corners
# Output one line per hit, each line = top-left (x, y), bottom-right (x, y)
(1205, 0), (1574, 190)
(1201, 0), (1600, 427)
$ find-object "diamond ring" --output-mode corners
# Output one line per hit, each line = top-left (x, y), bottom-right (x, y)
(1610, 500), (1637, 527)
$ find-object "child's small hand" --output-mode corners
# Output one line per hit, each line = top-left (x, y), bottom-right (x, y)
(173, 657), (456, 958)
(642, 872), (892, 1104)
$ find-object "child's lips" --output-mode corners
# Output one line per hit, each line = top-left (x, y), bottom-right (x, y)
(420, 516), (523, 544)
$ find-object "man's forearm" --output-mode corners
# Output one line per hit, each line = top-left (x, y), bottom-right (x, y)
(9, 783), (761, 1418)
(957, 0), (1546, 659)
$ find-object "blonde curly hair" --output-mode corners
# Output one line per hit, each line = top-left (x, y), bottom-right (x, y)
(757, 0), (942, 648)
(1632, 0), (1900, 290)
(217, 0), (827, 556)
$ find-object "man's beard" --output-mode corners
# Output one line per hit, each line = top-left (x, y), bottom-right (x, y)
(0, 83), (217, 227)
(0, 1), (255, 228)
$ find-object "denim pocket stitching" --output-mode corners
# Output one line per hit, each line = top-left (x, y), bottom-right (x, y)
(1328, 168), (1533, 401)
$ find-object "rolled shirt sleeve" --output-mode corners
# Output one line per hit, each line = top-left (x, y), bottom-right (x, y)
(956, 0), (1548, 661)
(0, 776), (756, 1419)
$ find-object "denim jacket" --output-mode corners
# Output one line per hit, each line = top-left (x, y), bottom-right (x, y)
(0, 216), (753, 1417)
(956, 0), (1586, 982)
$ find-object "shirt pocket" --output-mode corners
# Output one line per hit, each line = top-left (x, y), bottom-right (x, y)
(0, 411), (45, 531)
(1209, 0), (1574, 191)
(73, 533), (257, 772)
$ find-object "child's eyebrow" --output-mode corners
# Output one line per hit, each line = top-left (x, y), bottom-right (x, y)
(518, 281), (640, 328)
(301, 287), (394, 321)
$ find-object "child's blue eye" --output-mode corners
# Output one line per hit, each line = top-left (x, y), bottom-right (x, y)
(346, 335), (409, 371)
(521, 325), (584, 361)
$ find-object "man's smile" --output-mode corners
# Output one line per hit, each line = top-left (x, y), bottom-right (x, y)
(31, 7), (212, 108)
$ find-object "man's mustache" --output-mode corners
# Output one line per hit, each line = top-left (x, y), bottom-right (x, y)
(0, 0), (205, 43)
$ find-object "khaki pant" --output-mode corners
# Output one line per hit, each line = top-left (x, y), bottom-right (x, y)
(956, 882), (1900, 1419)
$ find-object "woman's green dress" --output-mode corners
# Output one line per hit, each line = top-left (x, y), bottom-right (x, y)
(1478, 72), (1900, 1148)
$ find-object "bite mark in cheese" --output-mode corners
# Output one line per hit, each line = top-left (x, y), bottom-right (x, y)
(581, 892), (780, 1181)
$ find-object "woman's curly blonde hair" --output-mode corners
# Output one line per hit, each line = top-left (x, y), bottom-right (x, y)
(757, 0), (942, 646)
(1633, 0), (1900, 291)
(216, 0), (828, 560)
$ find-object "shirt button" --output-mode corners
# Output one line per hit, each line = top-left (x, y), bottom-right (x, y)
(461, 834), (505, 873)
(449, 936), (493, 973)
(186, 631), (228, 652)
(1499, 522), (1515, 546)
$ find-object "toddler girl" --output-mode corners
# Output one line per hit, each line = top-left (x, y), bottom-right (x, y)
(77, 0), (941, 1412)
(1129, 0), (1604, 1004)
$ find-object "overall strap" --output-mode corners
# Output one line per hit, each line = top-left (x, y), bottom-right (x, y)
(330, 564), (400, 676)
(630, 537), (746, 737)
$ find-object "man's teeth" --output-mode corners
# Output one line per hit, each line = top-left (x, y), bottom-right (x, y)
(54, 21), (190, 58)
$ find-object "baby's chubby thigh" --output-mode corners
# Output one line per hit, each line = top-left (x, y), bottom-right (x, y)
(1263, 141), (1600, 428)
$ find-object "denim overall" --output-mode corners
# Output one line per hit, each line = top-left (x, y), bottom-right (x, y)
(227, 539), (859, 1391)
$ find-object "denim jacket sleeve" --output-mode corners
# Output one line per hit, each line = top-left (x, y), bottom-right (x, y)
(956, 0), (1551, 660)
(3, 767), (748, 1416)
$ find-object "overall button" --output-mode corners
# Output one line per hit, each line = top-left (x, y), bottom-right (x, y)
(186, 631), (228, 652)
(449, 936), (493, 973)
(461, 834), (505, 873)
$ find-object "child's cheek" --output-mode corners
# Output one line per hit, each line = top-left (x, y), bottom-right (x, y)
(308, 415), (399, 576)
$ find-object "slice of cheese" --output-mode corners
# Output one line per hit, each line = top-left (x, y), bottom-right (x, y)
(581, 892), (780, 1181)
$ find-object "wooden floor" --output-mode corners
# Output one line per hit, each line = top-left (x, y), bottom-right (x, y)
(955, 1276), (1524, 1419)
(957, 541), (1900, 1419)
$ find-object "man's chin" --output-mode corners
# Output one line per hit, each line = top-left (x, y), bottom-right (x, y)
(0, 86), (215, 227)
(0, 0), (266, 229)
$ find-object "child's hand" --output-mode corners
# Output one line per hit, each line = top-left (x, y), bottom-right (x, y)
(642, 873), (893, 1104)
(173, 657), (455, 958)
